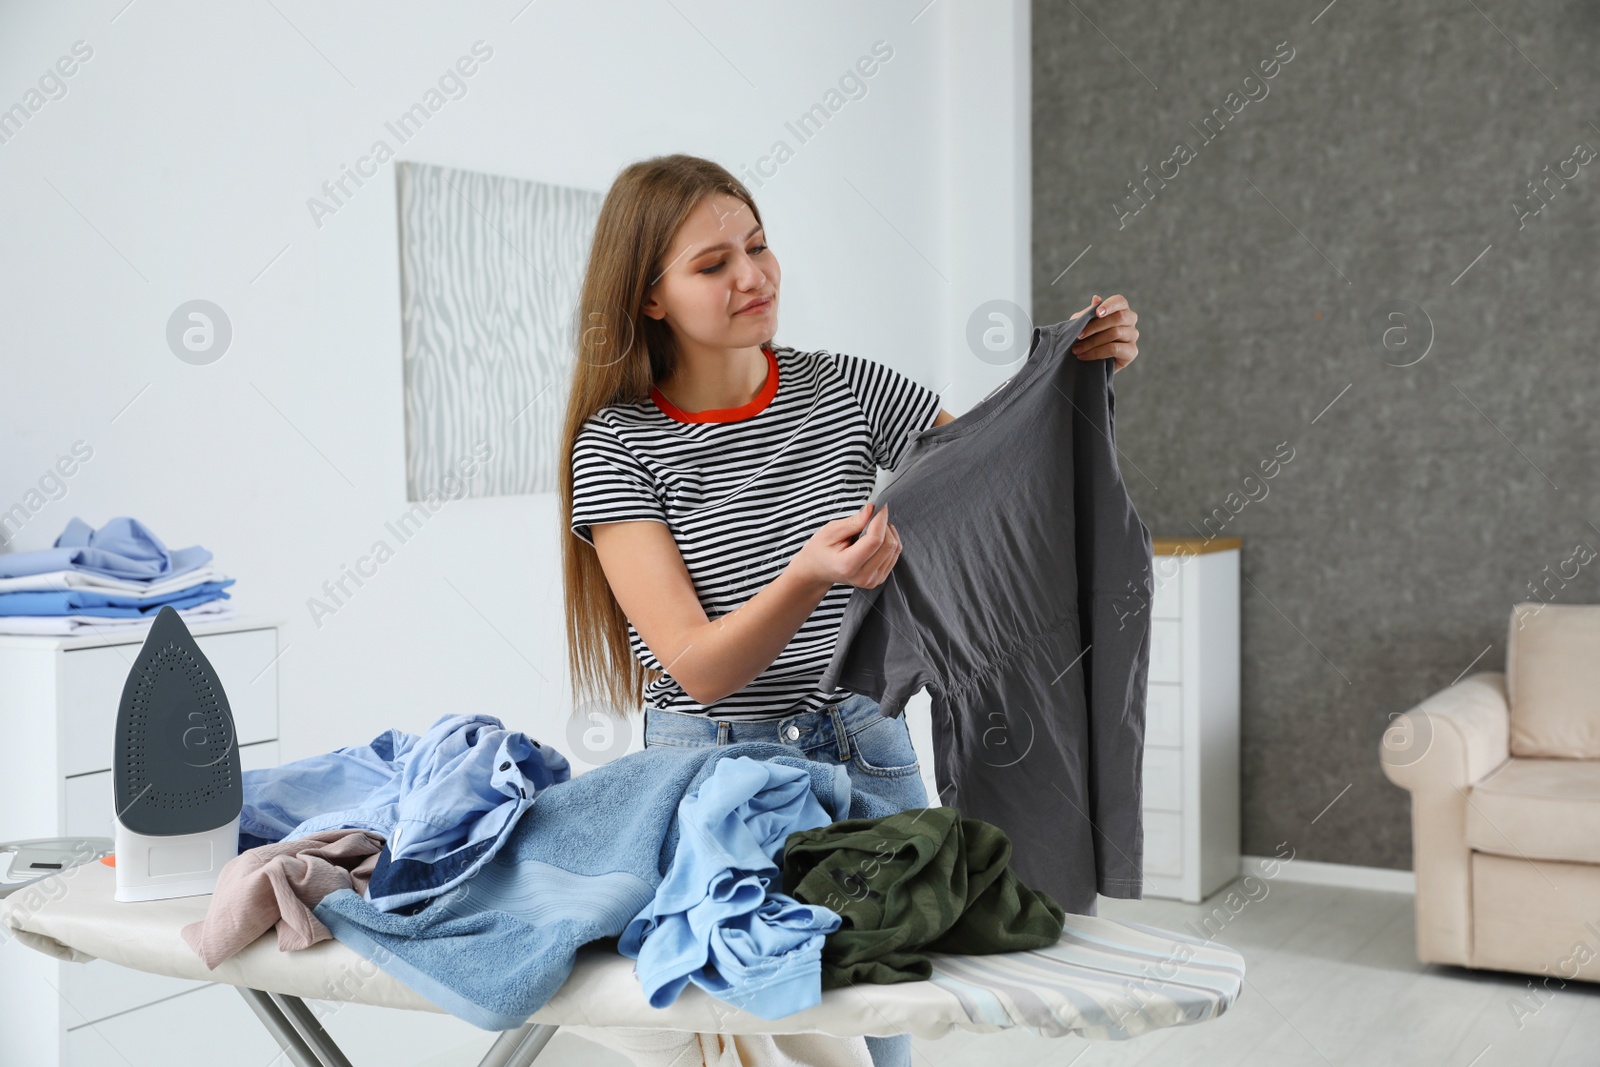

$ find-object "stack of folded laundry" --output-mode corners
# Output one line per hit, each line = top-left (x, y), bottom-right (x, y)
(0, 516), (236, 636)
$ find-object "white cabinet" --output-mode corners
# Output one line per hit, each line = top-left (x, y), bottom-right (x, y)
(0, 617), (284, 1067)
(1141, 540), (1241, 902)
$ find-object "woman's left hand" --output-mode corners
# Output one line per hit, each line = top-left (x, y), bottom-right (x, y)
(1071, 293), (1140, 372)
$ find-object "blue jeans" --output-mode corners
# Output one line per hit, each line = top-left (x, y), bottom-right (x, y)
(643, 692), (925, 1067)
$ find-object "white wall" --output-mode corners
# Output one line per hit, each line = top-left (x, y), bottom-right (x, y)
(0, 1), (1029, 772)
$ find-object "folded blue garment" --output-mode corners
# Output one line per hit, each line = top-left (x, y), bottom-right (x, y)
(240, 728), (412, 847)
(241, 714), (571, 913)
(618, 756), (841, 1020)
(0, 580), (234, 616)
(314, 743), (908, 1031)
(0, 516), (212, 581)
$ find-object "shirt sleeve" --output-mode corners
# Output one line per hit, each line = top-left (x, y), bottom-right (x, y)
(819, 578), (935, 717)
(569, 419), (669, 547)
(828, 352), (944, 472)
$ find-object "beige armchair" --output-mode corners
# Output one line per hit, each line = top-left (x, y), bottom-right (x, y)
(1381, 602), (1600, 983)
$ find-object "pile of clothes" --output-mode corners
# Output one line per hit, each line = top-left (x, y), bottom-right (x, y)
(0, 516), (235, 635)
(183, 713), (1065, 1034)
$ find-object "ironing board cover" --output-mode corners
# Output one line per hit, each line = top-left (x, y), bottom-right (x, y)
(2, 862), (1244, 1041)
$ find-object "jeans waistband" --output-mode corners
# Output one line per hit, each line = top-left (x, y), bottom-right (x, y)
(642, 692), (890, 761)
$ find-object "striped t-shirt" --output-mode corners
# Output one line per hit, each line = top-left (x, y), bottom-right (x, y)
(570, 341), (943, 721)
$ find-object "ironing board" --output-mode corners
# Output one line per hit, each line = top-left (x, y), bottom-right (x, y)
(3, 862), (1245, 1066)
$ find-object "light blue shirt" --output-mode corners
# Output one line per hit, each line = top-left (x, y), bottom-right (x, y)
(618, 755), (842, 1020)
(241, 713), (571, 912)
(0, 516), (212, 580)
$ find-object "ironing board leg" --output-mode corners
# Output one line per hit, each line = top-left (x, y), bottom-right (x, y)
(476, 1021), (560, 1067)
(269, 993), (357, 1067)
(236, 987), (333, 1067)
(236, 985), (556, 1067)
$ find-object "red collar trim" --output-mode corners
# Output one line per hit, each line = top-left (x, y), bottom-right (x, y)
(651, 346), (779, 424)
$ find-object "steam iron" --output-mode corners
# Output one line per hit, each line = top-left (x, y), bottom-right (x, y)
(112, 606), (242, 902)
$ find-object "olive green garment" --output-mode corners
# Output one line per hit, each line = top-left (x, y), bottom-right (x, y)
(780, 806), (1066, 989)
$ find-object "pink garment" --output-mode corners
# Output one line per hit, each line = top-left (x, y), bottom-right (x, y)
(180, 829), (384, 968)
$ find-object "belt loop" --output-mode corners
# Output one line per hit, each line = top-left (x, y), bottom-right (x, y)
(716, 720), (730, 746)
(828, 705), (851, 762)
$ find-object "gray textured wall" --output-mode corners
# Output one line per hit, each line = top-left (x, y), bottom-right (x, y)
(1032, 1), (1599, 871)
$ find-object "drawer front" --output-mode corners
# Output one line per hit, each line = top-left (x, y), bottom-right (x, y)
(1148, 619), (1182, 683)
(1151, 561), (1183, 619)
(1146, 683), (1182, 748)
(62, 629), (278, 778)
(1143, 810), (1183, 877)
(1143, 746), (1182, 811)
(64, 741), (279, 840)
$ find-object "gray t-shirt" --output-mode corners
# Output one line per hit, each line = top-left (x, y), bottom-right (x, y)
(818, 307), (1155, 916)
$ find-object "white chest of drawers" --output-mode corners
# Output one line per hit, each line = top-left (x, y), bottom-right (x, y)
(0, 616), (285, 1067)
(1141, 540), (1241, 903)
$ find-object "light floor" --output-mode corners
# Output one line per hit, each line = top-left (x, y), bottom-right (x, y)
(415, 878), (1600, 1067)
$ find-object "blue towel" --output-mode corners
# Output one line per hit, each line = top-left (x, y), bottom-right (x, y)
(0, 516), (212, 581)
(315, 742), (906, 1031)
(0, 580), (234, 616)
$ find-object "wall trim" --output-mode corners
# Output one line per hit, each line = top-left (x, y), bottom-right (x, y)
(1242, 854), (1415, 895)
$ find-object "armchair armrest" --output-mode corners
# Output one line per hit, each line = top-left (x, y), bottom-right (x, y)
(1381, 671), (1510, 793)
(1378, 670), (1511, 967)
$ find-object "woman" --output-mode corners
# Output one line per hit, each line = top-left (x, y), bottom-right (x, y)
(559, 153), (1138, 1066)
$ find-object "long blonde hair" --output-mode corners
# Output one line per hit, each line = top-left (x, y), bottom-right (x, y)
(560, 154), (771, 719)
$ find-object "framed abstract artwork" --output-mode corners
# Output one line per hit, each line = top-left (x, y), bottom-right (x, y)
(396, 160), (601, 501)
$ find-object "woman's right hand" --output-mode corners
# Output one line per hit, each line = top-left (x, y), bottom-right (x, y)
(793, 502), (902, 590)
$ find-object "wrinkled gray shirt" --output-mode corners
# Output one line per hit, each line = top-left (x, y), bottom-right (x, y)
(819, 308), (1154, 915)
